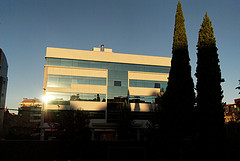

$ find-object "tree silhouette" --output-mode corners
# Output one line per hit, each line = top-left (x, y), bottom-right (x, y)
(56, 110), (90, 141)
(148, 92), (165, 142)
(163, 1), (195, 142)
(195, 13), (225, 161)
(236, 80), (240, 94)
(117, 100), (133, 140)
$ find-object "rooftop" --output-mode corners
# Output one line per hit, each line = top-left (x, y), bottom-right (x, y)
(46, 47), (171, 67)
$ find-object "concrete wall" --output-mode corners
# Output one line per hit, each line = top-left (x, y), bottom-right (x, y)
(128, 71), (168, 81)
(130, 103), (154, 112)
(48, 66), (107, 77)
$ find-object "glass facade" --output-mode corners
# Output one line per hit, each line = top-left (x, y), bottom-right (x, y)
(129, 79), (167, 91)
(45, 56), (169, 105)
(129, 95), (157, 104)
(46, 92), (106, 105)
(47, 75), (106, 88)
(107, 70), (128, 102)
(46, 58), (170, 73)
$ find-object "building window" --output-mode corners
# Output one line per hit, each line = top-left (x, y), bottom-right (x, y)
(47, 75), (106, 88)
(129, 79), (167, 89)
(114, 81), (121, 86)
(154, 83), (160, 88)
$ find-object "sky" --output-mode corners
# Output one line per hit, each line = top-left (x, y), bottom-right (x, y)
(0, 0), (239, 112)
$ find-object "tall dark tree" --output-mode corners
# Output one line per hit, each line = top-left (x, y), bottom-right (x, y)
(195, 13), (225, 160)
(163, 1), (195, 141)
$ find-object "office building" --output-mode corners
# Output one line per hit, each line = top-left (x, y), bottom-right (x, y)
(43, 46), (171, 140)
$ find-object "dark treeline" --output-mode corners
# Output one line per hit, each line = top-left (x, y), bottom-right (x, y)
(148, 2), (226, 161)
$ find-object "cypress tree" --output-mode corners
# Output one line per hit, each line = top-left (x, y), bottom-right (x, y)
(163, 1), (195, 143)
(195, 13), (225, 160)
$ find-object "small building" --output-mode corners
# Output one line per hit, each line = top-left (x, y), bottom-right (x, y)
(18, 98), (42, 124)
(224, 98), (240, 123)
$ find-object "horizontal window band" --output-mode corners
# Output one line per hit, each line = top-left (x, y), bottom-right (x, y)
(129, 79), (167, 84)
(47, 74), (106, 87)
(48, 74), (106, 79)
(129, 79), (167, 89)
(46, 58), (170, 73)
(46, 92), (106, 104)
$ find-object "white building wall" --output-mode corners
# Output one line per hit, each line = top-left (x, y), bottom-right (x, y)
(48, 66), (107, 78)
(46, 47), (171, 67)
(128, 71), (168, 81)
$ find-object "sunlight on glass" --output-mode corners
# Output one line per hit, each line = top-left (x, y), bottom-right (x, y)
(42, 95), (50, 103)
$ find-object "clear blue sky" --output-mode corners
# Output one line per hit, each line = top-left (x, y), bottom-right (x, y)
(1, 0), (239, 112)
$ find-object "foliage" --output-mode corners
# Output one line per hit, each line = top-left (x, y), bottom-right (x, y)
(236, 80), (240, 94)
(172, 2), (188, 52)
(163, 1), (195, 141)
(235, 80), (240, 109)
(147, 93), (166, 142)
(3, 110), (39, 140)
(226, 122), (240, 141)
(149, 93), (164, 127)
(117, 100), (134, 140)
(196, 12), (224, 132)
(55, 110), (91, 141)
(195, 12), (225, 160)
(197, 12), (216, 48)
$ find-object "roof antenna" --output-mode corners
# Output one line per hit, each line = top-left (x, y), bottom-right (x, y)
(101, 44), (104, 51)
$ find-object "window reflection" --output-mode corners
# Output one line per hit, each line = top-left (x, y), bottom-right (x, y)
(129, 95), (157, 104)
(154, 83), (160, 88)
(46, 58), (170, 73)
(47, 75), (106, 88)
(45, 58), (169, 105)
(129, 79), (167, 90)
(106, 95), (157, 104)
(46, 92), (106, 105)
